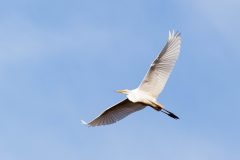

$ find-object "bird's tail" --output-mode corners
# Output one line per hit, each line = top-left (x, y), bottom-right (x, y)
(161, 108), (179, 119)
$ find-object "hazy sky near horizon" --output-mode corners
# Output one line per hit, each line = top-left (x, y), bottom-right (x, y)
(1, 0), (240, 160)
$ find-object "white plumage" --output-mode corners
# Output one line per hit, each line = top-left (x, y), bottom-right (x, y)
(82, 31), (181, 127)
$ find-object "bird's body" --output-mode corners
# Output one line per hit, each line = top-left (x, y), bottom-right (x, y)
(125, 89), (160, 109)
(82, 31), (181, 127)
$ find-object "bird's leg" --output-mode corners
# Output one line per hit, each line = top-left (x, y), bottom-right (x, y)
(153, 102), (179, 119)
(156, 102), (165, 111)
(151, 106), (161, 111)
(149, 102), (164, 111)
(161, 108), (179, 119)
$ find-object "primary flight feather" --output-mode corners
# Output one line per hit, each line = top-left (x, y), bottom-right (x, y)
(82, 31), (181, 127)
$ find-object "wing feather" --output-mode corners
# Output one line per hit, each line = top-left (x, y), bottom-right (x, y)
(138, 31), (181, 98)
(83, 99), (146, 127)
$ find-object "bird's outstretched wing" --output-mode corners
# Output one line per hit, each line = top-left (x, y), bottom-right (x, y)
(82, 99), (145, 127)
(138, 31), (181, 98)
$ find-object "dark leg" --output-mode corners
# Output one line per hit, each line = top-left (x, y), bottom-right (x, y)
(161, 108), (179, 119)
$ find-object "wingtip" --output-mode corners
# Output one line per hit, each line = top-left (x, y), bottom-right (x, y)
(81, 120), (88, 125)
(168, 30), (181, 40)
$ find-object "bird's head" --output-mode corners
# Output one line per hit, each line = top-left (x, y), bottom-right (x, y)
(116, 89), (130, 95)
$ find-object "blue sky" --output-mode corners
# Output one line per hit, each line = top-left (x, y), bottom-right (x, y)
(0, 0), (240, 159)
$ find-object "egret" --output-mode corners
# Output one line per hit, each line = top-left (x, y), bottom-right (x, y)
(82, 31), (181, 127)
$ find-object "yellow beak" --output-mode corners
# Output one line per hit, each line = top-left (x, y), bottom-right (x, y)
(116, 90), (125, 93)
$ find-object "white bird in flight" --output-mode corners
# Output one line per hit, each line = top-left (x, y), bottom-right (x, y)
(82, 31), (181, 127)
